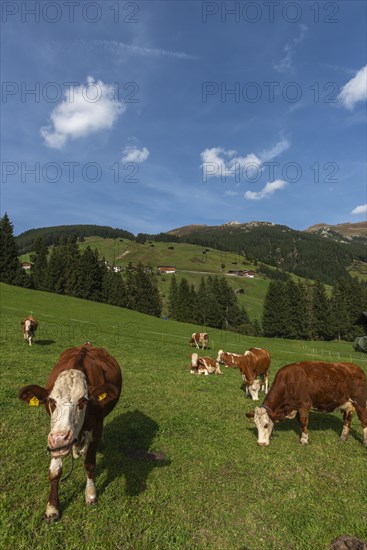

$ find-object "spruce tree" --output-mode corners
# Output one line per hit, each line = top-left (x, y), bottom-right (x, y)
(176, 278), (193, 322)
(30, 237), (49, 290)
(262, 281), (291, 338)
(312, 281), (331, 340)
(102, 271), (127, 307)
(0, 213), (25, 286)
(168, 275), (178, 318)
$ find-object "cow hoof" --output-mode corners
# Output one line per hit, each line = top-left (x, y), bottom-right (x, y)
(45, 504), (60, 523)
(339, 436), (348, 443)
(300, 439), (308, 446)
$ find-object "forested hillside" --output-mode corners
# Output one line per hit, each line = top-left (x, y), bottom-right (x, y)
(169, 222), (366, 285)
(16, 224), (135, 253)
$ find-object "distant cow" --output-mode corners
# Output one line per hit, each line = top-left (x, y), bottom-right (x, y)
(217, 348), (271, 400)
(19, 342), (122, 522)
(21, 316), (38, 346)
(190, 353), (222, 375)
(246, 361), (367, 447)
(189, 333), (209, 349)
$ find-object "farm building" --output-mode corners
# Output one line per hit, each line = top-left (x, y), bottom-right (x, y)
(158, 266), (176, 274)
(21, 261), (33, 270)
(227, 270), (255, 278)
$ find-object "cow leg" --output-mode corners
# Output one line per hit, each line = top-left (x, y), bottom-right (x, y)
(352, 402), (367, 446)
(340, 410), (354, 442)
(84, 424), (102, 505)
(297, 410), (310, 445)
(264, 370), (269, 394)
(45, 457), (63, 522)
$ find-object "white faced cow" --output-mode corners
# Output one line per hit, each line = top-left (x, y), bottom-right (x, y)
(190, 353), (223, 375)
(217, 348), (271, 400)
(21, 316), (38, 346)
(19, 343), (122, 522)
(189, 333), (209, 349)
(246, 361), (367, 447)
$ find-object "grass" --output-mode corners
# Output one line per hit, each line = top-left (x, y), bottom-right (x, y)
(1, 283), (367, 550)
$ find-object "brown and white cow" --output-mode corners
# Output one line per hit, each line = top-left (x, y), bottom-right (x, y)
(189, 332), (209, 349)
(21, 316), (39, 346)
(217, 348), (271, 400)
(19, 342), (122, 522)
(190, 353), (223, 375)
(246, 361), (367, 447)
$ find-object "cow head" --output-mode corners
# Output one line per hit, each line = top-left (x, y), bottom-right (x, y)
(246, 406), (274, 446)
(216, 350), (224, 363)
(248, 379), (261, 401)
(19, 369), (118, 458)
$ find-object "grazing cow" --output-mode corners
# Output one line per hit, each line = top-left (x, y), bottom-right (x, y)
(217, 348), (271, 400)
(190, 353), (222, 375)
(246, 361), (367, 447)
(21, 316), (38, 346)
(189, 332), (209, 350)
(19, 342), (122, 522)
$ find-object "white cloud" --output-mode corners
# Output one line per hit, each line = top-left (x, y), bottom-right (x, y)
(274, 24), (308, 73)
(338, 65), (367, 110)
(121, 145), (150, 163)
(244, 179), (288, 200)
(200, 139), (289, 179)
(351, 203), (367, 215)
(260, 139), (290, 162)
(200, 147), (261, 179)
(41, 76), (125, 149)
(95, 40), (197, 60)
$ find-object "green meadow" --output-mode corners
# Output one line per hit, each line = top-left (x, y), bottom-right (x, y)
(1, 283), (366, 550)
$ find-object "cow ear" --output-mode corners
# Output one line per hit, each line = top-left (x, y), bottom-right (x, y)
(19, 384), (48, 406)
(89, 383), (119, 406)
(245, 411), (255, 419)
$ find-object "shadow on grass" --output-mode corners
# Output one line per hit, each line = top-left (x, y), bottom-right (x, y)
(34, 340), (56, 346)
(98, 410), (171, 496)
(245, 411), (363, 445)
(58, 410), (170, 517)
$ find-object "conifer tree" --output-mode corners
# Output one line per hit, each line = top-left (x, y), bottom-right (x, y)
(102, 271), (127, 307)
(30, 237), (49, 290)
(0, 213), (25, 286)
(176, 278), (193, 323)
(262, 281), (291, 338)
(312, 280), (331, 340)
(168, 275), (178, 318)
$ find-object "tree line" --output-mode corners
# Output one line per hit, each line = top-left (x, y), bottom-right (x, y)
(16, 223), (135, 254)
(167, 274), (260, 334)
(262, 278), (367, 341)
(0, 214), (162, 317)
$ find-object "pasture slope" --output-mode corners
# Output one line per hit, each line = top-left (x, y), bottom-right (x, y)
(1, 283), (366, 550)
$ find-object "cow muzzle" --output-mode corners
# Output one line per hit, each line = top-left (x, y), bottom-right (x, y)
(257, 441), (269, 447)
(47, 431), (76, 458)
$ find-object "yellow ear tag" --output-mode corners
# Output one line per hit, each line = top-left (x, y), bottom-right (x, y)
(98, 392), (107, 402)
(29, 396), (39, 406)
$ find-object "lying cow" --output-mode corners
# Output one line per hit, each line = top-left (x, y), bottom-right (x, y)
(246, 361), (367, 447)
(189, 332), (209, 349)
(190, 353), (222, 375)
(19, 342), (122, 522)
(217, 348), (270, 400)
(21, 315), (39, 346)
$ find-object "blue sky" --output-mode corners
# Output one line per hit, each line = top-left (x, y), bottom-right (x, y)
(1, 1), (366, 235)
